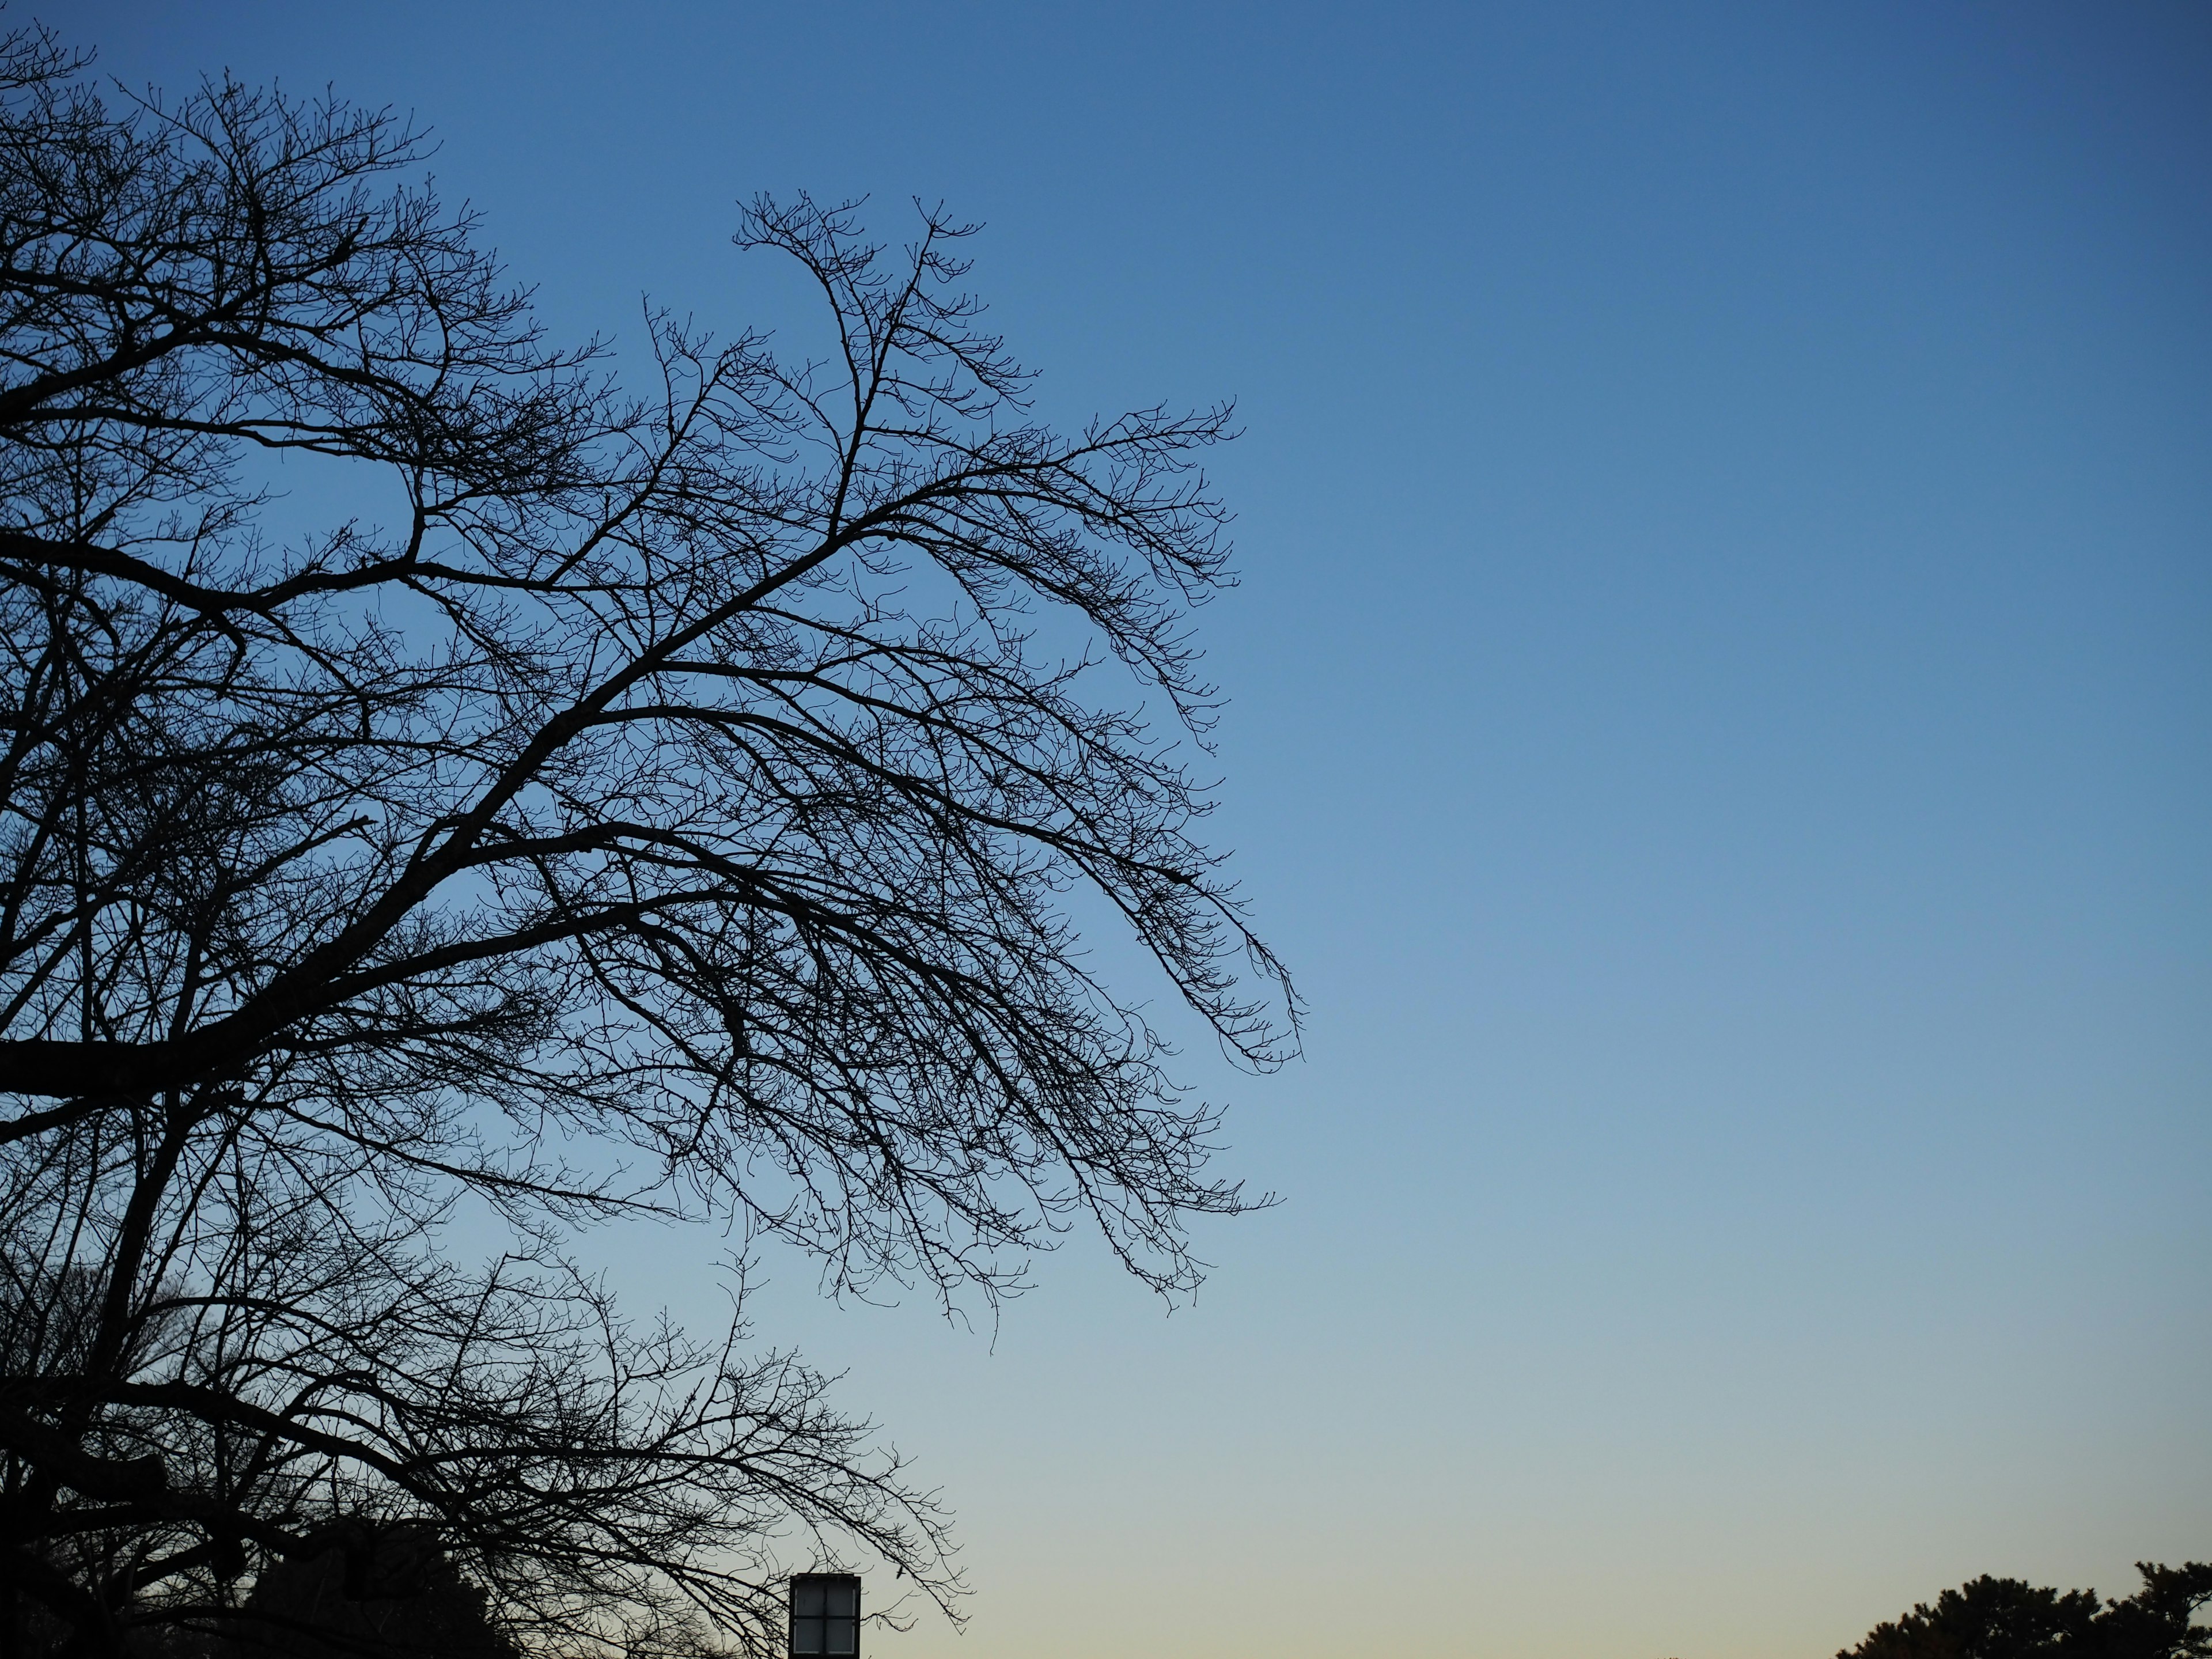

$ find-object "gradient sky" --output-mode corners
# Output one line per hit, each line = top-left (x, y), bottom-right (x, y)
(44, 3), (2212, 1656)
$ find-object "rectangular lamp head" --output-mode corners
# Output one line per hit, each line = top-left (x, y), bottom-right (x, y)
(790, 1573), (861, 1658)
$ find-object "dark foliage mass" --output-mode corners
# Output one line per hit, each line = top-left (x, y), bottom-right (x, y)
(222, 1527), (518, 1658)
(1840, 1563), (2212, 1659)
(0, 20), (1291, 1656)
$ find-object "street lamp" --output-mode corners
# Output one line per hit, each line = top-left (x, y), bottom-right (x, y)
(789, 1573), (861, 1658)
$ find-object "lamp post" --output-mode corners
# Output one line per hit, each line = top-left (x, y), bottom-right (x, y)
(789, 1573), (862, 1658)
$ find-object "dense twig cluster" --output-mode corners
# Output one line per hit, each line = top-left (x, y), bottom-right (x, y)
(0, 21), (1291, 1655)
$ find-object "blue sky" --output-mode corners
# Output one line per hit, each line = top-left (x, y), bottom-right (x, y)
(48, 3), (2212, 1654)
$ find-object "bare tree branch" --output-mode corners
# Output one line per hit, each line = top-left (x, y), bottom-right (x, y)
(0, 22), (1293, 1657)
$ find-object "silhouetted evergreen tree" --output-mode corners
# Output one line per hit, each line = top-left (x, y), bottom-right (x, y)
(1841, 1562), (2212, 1659)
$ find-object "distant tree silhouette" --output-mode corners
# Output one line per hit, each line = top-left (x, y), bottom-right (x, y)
(0, 16), (1293, 1657)
(1840, 1562), (2212, 1659)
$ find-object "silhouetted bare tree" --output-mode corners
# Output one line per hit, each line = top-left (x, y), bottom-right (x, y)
(0, 21), (1291, 1656)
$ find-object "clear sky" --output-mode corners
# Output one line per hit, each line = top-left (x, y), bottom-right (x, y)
(45, 3), (2211, 1655)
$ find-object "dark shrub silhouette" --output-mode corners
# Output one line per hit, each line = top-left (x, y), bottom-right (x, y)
(224, 1529), (517, 1659)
